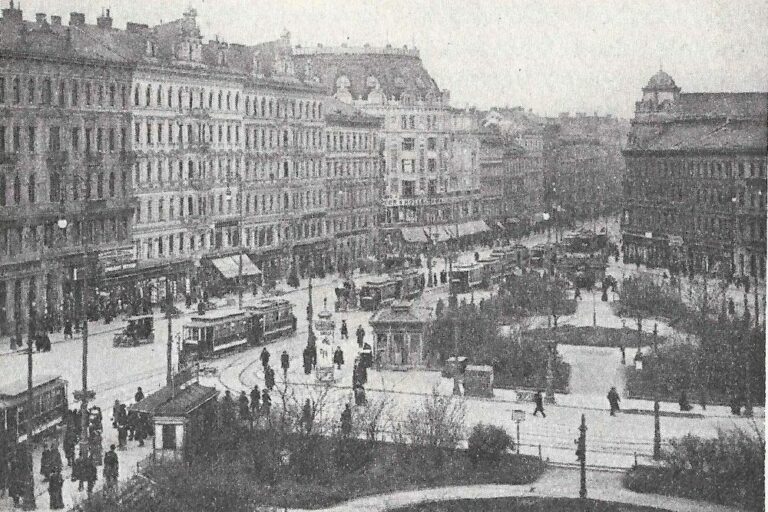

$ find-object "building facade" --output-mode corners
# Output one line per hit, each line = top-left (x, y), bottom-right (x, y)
(622, 70), (767, 279)
(0, 5), (135, 337)
(324, 98), (383, 273)
(292, 45), (483, 245)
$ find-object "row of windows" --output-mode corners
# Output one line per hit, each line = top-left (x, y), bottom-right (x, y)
(0, 170), (128, 207)
(392, 114), (445, 131)
(0, 124), (128, 154)
(626, 180), (765, 210)
(400, 137), (447, 152)
(0, 76), (129, 110)
(134, 83), (324, 120)
(628, 210), (766, 242)
(632, 158), (767, 180)
(326, 131), (377, 152)
(0, 217), (129, 258)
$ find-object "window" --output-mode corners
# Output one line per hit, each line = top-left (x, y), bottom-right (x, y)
(13, 175), (21, 204)
(96, 128), (103, 152)
(28, 173), (35, 203)
(109, 128), (115, 151)
(97, 172), (104, 198)
(71, 81), (78, 106)
(0, 77), (4, 104)
(109, 84), (116, 106)
(12, 77), (20, 104)
(13, 126), (20, 152)
(27, 126), (35, 152)
(85, 82), (91, 105)
(145, 85), (151, 107)
(402, 138), (415, 151)
(0, 175), (5, 206)
(97, 83), (104, 105)
(58, 80), (65, 107)
(84, 128), (92, 153)
(48, 126), (60, 151)
(161, 424), (176, 449)
(402, 159), (414, 173)
(0, 126), (4, 153)
(71, 128), (79, 152)
(27, 78), (35, 103)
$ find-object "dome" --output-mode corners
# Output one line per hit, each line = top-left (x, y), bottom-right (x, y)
(646, 69), (677, 89)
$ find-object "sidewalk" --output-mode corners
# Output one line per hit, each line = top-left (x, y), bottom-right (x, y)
(284, 467), (744, 512)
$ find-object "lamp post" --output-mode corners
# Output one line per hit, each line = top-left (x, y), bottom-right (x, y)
(23, 305), (36, 509)
(652, 322), (661, 460)
(58, 176), (91, 462)
(225, 173), (244, 310)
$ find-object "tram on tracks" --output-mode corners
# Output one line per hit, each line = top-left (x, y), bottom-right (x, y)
(450, 263), (484, 293)
(360, 278), (400, 311)
(1, 375), (68, 444)
(392, 268), (426, 299)
(183, 299), (297, 358)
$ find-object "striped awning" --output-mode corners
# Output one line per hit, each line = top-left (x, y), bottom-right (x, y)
(401, 226), (428, 243)
(211, 255), (262, 279)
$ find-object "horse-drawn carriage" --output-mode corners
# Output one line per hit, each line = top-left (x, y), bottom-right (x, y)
(335, 279), (358, 312)
(112, 314), (155, 347)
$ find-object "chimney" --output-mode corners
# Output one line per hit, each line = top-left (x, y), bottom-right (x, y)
(126, 22), (148, 33)
(69, 12), (85, 26)
(96, 8), (112, 29)
(51, 15), (61, 26)
(35, 13), (46, 25)
(2, 0), (23, 23)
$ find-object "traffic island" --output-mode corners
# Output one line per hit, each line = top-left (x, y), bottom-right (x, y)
(393, 497), (672, 511)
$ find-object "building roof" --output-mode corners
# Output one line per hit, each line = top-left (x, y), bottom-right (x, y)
(645, 69), (677, 90)
(153, 384), (218, 418)
(0, 374), (63, 399)
(628, 120), (767, 153)
(324, 96), (383, 127)
(370, 301), (430, 326)
(129, 385), (179, 415)
(673, 93), (768, 120)
(292, 47), (441, 101)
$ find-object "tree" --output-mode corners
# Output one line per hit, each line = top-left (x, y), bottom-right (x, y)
(620, 274), (659, 350)
(397, 388), (466, 465)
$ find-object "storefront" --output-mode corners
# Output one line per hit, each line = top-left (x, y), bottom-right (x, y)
(100, 257), (195, 314)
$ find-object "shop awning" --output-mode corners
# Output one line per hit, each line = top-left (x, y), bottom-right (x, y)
(211, 255), (262, 279)
(401, 226), (428, 243)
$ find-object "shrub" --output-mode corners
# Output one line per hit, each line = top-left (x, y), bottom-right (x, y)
(468, 424), (512, 465)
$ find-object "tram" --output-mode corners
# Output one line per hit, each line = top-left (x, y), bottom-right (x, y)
(450, 263), (484, 293)
(0, 375), (68, 444)
(477, 256), (503, 286)
(245, 298), (298, 342)
(182, 310), (260, 357)
(360, 278), (400, 311)
(393, 269), (426, 300)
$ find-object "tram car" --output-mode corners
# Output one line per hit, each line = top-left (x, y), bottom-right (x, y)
(182, 310), (260, 358)
(245, 298), (298, 342)
(1, 375), (68, 444)
(529, 244), (556, 268)
(450, 263), (484, 293)
(393, 269), (426, 299)
(477, 257), (503, 287)
(360, 278), (400, 311)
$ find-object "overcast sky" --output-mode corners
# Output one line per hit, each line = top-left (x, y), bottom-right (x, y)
(24, 0), (768, 118)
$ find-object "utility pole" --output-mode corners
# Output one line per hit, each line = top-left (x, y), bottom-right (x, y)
(80, 243), (90, 461)
(23, 309), (36, 510)
(576, 413), (587, 499)
(652, 322), (661, 460)
(166, 277), (173, 387)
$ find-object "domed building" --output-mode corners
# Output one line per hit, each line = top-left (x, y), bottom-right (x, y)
(622, 70), (767, 281)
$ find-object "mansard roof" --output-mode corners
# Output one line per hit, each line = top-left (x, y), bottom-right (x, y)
(673, 92), (768, 120)
(292, 47), (441, 101)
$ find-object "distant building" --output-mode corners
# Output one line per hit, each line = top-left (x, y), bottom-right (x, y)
(622, 70), (767, 279)
(0, 5), (136, 338)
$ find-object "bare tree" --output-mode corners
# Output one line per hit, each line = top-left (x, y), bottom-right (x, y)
(399, 387), (466, 452)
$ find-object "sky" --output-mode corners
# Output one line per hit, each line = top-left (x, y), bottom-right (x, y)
(17, 0), (768, 118)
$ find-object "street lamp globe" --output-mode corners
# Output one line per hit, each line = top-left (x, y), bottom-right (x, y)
(542, 212), (550, 221)
(57, 217), (68, 230)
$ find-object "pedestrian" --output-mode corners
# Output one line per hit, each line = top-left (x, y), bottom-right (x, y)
(619, 344), (626, 365)
(679, 390), (692, 412)
(302, 347), (312, 375)
(354, 384), (367, 406)
(250, 385), (260, 411)
(117, 423), (128, 450)
(112, 400), (121, 429)
(280, 350), (290, 378)
(89, 429), (103, 465)
(8, 449), (25, 507)
(238, 391), (250, 421)
(64, 428), (77, 467)
(340, 320), (348, 340)
(103, 445), (118, 491)
(574, 287), (581, 300)
(73, 451), (86, 490)
(260, 347), (270, 369)
(607, 386), (621, 416)
(532, 390), (546, 417)
(63, 319), (73, 340)
(127, 411), (137, 441)
(134, 418), (146, 447)
(264, 366), (275, 391)
(300, 399), (313, 433)
(84, 454), (97, 494)
(333, 346), (344, 370)
(41, 443), (52, 481)
(221, 390), (236, 426)
(134, 386), (144, 403)
(729, 395), (742, 416)
(261, 389), (271, 416)
(48, 469), (64, 509)
(356, 325), (365, 348)
(117, 404), (128, 428)
(340, 404), (352, 438)
(49, 440), (63, 475)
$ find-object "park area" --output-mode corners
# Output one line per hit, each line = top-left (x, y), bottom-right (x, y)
(394, 497), (672, 512)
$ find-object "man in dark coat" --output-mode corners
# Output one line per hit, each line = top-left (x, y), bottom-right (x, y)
(103, 445), (118, 490)
(264, 366), (275, 391)
(48, 469), (64, 509)
(280, 350), (290, 378)
(134, 387), (144, 403)
(261, 389), (271, 416)
(260, 347), (270, 369)
(84, 454), (97, 494)
(238, 391), (250, 421)
(333, 346), (344, 370)
(533, 390), (546, 417)
(41, 443), (52, 481)
(607, 387), (621, 416)
(63, 428), (77, 467)
(340, 404), (352, 438)
(340, 320), (348, 339)
(250, 385), (260, 411)
(49, 440), (63, 476)
(356, 325), (365, 348)
(303, 347), (312, 375)
(300, 399), (313, 433)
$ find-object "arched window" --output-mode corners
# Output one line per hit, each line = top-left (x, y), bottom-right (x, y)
(157, 85), (163, 106)
(235, 93), (239, 111)
(28, 173), (35, 203)
(188, 160), (194, 179)
(145, 85), (151, 107)
(245, 97), (250, 116)
(42, 78), (52, 105)
(109, 171), (115, 197)
(97, 172), (104, 198)
(268, 99), (273, 117)
(27, 78), (35, 103)
(226, 92), (231, 110)
(260, 98), (266, 117)
(134, 85), (140, 106)
(218, 91), (222, 110)
(283, 192), (289, 210)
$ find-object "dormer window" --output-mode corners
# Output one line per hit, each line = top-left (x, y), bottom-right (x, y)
(145, 40), (156, 58)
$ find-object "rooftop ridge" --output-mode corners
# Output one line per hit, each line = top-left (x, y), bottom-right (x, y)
(293, 43), (420, 58)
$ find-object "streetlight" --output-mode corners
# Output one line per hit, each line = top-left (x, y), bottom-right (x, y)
(58, 175), (92, 463)
(225, 173), (244, 310)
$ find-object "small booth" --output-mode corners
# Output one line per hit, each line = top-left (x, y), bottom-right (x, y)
(152, 383), (218, 462)
(463, 365), (494, 398)
(370, 300), (430, 369)
(314, 310), (336, 382)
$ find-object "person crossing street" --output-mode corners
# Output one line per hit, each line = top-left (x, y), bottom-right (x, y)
(532, 390), (546, 417)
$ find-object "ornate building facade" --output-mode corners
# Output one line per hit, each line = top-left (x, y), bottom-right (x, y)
(622, 70), (767, 280)
(0, 5), (135, 337)
(293, 45), (483, 247)
(324, 98), (383, 272)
